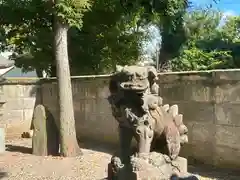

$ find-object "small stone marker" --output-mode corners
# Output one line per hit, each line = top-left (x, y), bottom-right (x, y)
(0, 126), (5, 153)
(32, 104), (59, 156)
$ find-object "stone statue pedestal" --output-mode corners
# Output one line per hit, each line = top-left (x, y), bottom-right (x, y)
(108, 152), (188, 180)
(132, 156), (187, 180)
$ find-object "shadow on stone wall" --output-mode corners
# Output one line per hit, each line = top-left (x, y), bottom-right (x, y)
(27, 79), (117, 156)
(29, 82), (43, 131)
(0, 172), (7, 179)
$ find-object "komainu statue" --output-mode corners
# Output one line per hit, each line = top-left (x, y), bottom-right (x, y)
(108, 65), (190, 180)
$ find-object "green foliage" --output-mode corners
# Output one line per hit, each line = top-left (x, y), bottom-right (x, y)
(0, 0), (54, 74)
(0, 0), (146, 76)
(55, 0), (91, 28)
(68, 0), (147, 74)
(3, 0), (236, 74)
(121, 0), (189, 63)
(171, 47), (233, 71)
(157, 0), (188, 62)
(216, 16), (240, 68)
(171, 8), (240, 71)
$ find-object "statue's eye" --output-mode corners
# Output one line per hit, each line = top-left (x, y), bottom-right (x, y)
(128, 74), (134, 80)
(144, 120), (149, 126)
(136, 72), (141, 77)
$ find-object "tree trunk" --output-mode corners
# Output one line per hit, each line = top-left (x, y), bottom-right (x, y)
(54, 19), (82, 157)
(158, 49), (172, 72)
(50, 65), (57, 77)
(36, 69), (43, 78)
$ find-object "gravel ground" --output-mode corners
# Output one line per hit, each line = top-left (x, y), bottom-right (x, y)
(0, 138), (239, 180)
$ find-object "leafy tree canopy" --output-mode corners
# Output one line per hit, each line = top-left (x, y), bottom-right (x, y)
(0, 0), (147, 76)
(172, 9), (240, 71)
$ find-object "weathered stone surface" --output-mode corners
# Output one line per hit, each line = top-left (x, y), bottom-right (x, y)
(215, 125), (240, 149)
(97, 85), (111, 99)
(159, 83), (213, 102)
(0, 85), (4, 94)
(5, 98), (24, 110)
(186, 142), (215, 165)
(213, 69), (240, 82)
(214, 103), (240, 126)
(23, 98), (36, 109)
(41, 83), (57, 103)
(23, 109), (34, 122)
(96, 98), (112, 113)
(4, 110), (24, 122)
(23, 85), (39, 98)
(3, 85), (24, 98)
(158, 70), (213, 83)
(108, 153), (188, 180)
(213, 144), (240, 169)
(134, 157), (188, 180)
(75, 82), (98, 99)
(175, 102), (214, 124)
(214, 83), (240, 103)
(32, 104), (59, 156)
(191, 122), (215, 143)
(32, 104), (48, 156)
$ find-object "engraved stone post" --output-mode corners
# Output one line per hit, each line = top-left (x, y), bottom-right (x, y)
(32, 104), (59, 156)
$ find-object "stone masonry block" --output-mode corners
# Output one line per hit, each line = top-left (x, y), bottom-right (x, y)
(159, 83), (213, 102)
(215, 125), (240, 149)
(213, 145), (240, 169)
(23, 109), (34, 129)
(0, 85), (4, 94)
(213, 69), (240, 82)
(78, 83), (97, 99)
(172, 102), (215, 124)
(42, 97), (57, 108)
(5, 98), (24, 110)
(96, 85), (110, 99)
(214, 82), (240, 103)
(4, 110), (24, 123)
(215, 102), (240, 126)
(186, 142), (215, 165)
(41, 83), (57, 102)
(23, 109), (34, 121)
(23, 98), (36, 109)
(158, 70), (213, 83)
(191, 122), (215, 143)
(72, 80), (100, 99)
(73, 101), (81, 112)
(84, 99), (98, 114)
(96, 98), (112, 114)
(3, 85), (24, 98)
(23, 85), (40, 98)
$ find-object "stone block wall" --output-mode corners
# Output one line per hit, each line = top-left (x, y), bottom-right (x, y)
(1, 70), (240, 168)
(158, 70), (240, 168)
(40, 75), (119, 144)
(0, 78), (40, 138)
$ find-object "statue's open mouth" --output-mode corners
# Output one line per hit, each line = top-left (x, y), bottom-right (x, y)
(120, 81), (148, 92)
